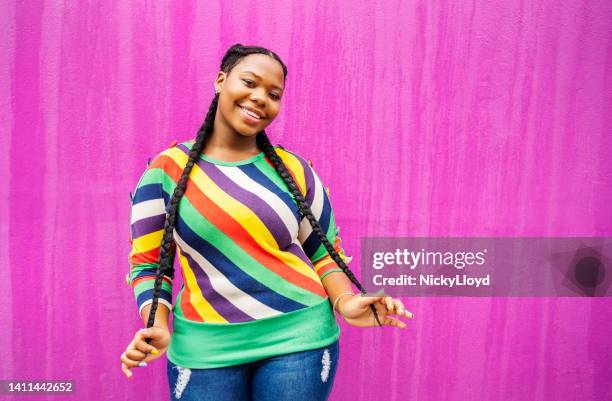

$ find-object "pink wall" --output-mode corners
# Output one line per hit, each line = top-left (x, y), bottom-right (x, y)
(2, 1), (611, 400)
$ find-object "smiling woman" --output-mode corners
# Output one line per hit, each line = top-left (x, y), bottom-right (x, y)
(120, 43), (412, 401)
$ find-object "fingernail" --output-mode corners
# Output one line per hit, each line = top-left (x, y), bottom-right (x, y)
(150, 348), (159, 355)
(138, 361), (148, 367)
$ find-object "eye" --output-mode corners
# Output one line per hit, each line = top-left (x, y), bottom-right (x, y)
(243, 79), (280, 100)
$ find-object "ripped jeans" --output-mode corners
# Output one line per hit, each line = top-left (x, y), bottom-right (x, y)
(167, 340), (339, 401)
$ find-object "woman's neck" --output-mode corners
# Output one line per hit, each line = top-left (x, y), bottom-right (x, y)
(189, 134), (261, 162)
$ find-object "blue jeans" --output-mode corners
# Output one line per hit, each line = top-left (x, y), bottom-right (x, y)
(167, 340), (340, 401)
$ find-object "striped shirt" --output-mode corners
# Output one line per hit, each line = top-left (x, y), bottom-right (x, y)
(127, 140), (350, 368)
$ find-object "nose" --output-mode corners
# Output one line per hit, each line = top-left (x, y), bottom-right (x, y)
(249, 88), (266, 106)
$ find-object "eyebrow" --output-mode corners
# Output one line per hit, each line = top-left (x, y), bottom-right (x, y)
(241, 70), (284, 91)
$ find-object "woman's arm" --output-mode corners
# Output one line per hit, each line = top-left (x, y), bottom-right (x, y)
(140, 303), (171, 329)
(321, 271), (355, 315)
(291, 154), (412, 327)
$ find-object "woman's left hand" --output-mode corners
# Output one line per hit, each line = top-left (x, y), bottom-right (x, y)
(338, 294), (414, 328)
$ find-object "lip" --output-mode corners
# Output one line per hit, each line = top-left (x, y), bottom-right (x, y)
(237, 104), (265, 126)
(238, 104), (266, 118)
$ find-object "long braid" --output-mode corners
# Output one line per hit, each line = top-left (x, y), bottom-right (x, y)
(145, 94), (218, 333)
(256, 132), (383, 327)
(145, 42), (280, 332)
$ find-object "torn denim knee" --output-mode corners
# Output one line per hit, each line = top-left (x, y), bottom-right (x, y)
(173, 365), (192, 399)
(320, 348), (331, 383)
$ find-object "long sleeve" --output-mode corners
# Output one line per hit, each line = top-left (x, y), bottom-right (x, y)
(297, 160), (352, 281)
(127, 157), (175, 315)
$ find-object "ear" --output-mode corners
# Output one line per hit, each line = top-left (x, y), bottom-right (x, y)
(214, 71), (227, 93)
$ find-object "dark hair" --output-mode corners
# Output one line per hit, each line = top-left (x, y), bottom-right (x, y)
(146, 43), (381, 335)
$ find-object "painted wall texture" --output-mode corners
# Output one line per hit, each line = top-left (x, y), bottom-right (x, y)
(1, 1), (611, 400)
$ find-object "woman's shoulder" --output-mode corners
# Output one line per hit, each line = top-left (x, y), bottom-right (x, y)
(271, 145), (321, 196)
(144, 139), (190, 170)
(273, 145), (313, 170)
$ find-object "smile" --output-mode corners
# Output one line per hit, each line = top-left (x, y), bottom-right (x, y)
(238, 105), (263, 120)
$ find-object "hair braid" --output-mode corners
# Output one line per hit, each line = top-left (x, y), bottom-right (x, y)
(145, 41), (285, 333)
(256, 132), (382, 327)
(145, 94), (219, 333)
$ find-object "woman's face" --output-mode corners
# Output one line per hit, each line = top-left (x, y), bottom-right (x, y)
(214, 53), (285, 137)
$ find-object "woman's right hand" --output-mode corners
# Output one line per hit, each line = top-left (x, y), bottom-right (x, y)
(120, 326), (171, 378)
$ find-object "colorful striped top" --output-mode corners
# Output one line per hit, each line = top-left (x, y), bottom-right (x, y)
(127, 140), (351, 368)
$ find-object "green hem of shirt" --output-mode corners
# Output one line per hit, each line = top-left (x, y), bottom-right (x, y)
(167, 297), (341, 369)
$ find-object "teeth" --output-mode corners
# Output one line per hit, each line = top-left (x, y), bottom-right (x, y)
(240, 106), (260, 119)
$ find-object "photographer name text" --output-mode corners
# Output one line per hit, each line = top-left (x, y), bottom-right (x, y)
(373, 273), (491, 288)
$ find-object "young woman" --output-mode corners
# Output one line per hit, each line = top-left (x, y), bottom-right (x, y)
(120, 43), (413, 401)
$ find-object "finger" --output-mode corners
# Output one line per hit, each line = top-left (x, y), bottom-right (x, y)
(136, 328), (159, 349)
(375, 301), (388, 314)
(391, 299), (414, 318)
(131, 347), (159, 364)
(120, 351), (144, 369)
(364, 295), (384, 304)
(136, 328), (151, 341)
(392, 299), (403, 314)
(375, 296), (388, 307)
(384, 316), (407, 329)
(355, 294), (383, 307)
(383, 296), (394, 312)
(126, 348), (147, 361)
(121, 362), (133, 379)
(372, 302), (388, 321)
(134, 337), (158, 354)
(393, 299), (411, 317)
